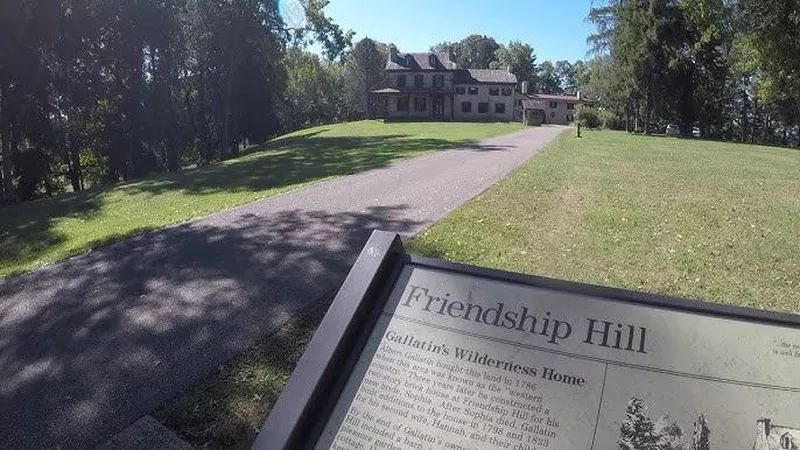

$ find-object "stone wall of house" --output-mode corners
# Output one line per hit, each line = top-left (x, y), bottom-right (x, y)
(452, 84), (515, 121)
(386, 71), (455, 90)
(543, 100), (577, 125)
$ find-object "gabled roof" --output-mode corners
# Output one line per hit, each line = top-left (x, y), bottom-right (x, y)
(386, 52), (456, 71)
(453, 69), (517, 85)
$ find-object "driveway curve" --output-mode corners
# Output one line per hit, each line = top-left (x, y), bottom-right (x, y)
(0, 125), (565, 449)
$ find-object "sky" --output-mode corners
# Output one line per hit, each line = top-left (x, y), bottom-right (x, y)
(291, 0), (598, 63)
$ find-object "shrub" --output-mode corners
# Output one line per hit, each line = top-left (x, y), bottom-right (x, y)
(575, 105), (602, 128)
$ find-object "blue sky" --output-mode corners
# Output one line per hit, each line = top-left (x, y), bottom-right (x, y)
(302, 0), (598, 63)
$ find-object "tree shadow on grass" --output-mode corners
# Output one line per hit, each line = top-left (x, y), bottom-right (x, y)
(0, 204), (423, 449)
(119, 134), (477, 197)
(1, 132), (487, 276)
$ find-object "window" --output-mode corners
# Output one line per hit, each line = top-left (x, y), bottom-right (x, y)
(495, 103), (506, 114)
(414, 74), (424, 88)
(517, 99), (523, 106)
(549, 101), (558, 108)
(550, 111), (555, 118)
(455, 86), (466, 95)
(405, 55), (413, 66)
(433, 75), (444, 88)
(781, 434), (792, 450)
(567, 114), (573, 122)
(461, 101), (472, 113)
(414, 97), (427, 111)
(429, 54), (437, 67)
(567, 103), (575, 110)
(468, 87), (479, 95)
(397, 75), (406, 88)
(489, 87), (500, 96)
(397, 97), (409, 111)
(478, 102), (489, 113)
(502, 87), (513, 96)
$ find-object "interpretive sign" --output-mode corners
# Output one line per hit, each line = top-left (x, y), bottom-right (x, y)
(252, 231), (800, 450)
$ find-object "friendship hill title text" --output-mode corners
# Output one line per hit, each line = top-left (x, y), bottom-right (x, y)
(401, 285), (648, 354)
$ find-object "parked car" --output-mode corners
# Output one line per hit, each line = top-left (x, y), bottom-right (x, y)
(665, 123), (681, 136)
(692, 127), (701, 138)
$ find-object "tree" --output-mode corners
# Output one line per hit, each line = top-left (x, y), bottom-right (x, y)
(555, 60), (577, 93)
(537, 61), (562, 94)
(691, 414), (710, 450)
(618, 398), (662, 450)
(344, 38), (387, 118)
(491, 41), (537, 88)
(434, 35), (499, 69)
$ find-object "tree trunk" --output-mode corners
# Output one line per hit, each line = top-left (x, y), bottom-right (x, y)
(0, 80), (13, 201)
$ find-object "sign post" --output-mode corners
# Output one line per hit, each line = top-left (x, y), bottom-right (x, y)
(253, 230), (800, 450)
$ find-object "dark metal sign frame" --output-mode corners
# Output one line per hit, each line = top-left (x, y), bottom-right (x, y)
(251, 230), (800, 450)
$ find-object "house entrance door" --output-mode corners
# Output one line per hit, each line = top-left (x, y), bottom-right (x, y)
(432, 95), (444, 119)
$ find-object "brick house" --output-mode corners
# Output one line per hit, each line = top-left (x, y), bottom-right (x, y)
(754, 418), (800, 450)
(371, 46), (517, 121)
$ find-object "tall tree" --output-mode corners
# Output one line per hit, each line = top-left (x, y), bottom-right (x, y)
(555, 60), (577, 93)
(691, 414), (710, 450)
(490, 41), (537, 89)
(344, 38), (386, 118)
(537, 61), (562, 94)
(434, 35), (499, 69)
(618, 398), (662, 450)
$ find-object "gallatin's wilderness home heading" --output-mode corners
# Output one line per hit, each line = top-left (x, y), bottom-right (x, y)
(400, 285), (648, 354)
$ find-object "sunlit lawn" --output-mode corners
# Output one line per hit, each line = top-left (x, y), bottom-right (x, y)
(155, 129), (800, 449)
(409, 130), (800, 313)
(0, 120), (523, 278)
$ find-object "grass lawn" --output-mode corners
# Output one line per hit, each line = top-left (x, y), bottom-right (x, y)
(409, 130), (800, 313)
(0, 120), (522, 278)
(156, 130), (799, 448)
(154, 298), (331, 449)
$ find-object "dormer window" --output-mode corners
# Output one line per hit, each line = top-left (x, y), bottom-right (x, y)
(429, 54), (437, 67)
(405, 55), (413, 67)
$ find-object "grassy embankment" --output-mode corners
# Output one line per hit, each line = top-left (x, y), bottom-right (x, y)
(1, 120), (523, 278)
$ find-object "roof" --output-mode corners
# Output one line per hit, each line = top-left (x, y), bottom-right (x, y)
(370, 87), (451, 94)
(530, 93), (589, 102)
(519, 94), (595, 108)
(386, 52), (457, 71)
(453, 69), (517, 85)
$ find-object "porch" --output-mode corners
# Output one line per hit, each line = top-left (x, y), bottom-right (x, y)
(370, 88), (454, 121)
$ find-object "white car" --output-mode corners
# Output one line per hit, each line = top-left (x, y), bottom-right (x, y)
(665, 123), (681, 136)
(692, 127), (701, 138)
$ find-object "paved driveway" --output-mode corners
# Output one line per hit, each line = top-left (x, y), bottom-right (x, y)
(0, 125), (565, 449)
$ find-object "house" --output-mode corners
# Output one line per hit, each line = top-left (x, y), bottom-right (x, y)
(519, 92), (593, 125)
(754, 418), (800, 450)
(371, 46), (517, 121)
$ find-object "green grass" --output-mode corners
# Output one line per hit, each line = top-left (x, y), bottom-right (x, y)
(0, 120), (523, 278)
(409, 130), (800, 313)
(155, 297), (331, 449)
(155, 130), (800, 448)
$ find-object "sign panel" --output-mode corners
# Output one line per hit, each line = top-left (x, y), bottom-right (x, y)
(252, 231), (800, 450)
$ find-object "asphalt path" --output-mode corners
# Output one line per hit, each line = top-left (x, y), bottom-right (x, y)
(0, 125), (564, 449)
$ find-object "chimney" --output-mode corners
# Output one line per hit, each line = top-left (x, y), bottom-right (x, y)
(507, 65), (511, 73)
(521, 81), (529, 95)
(577, 90), (582, 101)
(389, 44), (397, 62)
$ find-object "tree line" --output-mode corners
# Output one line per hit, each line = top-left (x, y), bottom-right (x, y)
(0, 0), (373, 203)
(431, 35), (585, 95)
(583, 0), (800, 143)
(3, 1), (795, 204)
